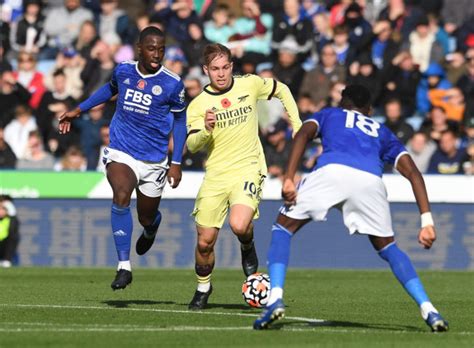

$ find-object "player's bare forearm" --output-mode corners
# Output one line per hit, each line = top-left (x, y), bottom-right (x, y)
(58, 107), (81, 134)
(396, 154), (431, 214)
(285, 122), (317, 180)
(167, 163), (182, 188)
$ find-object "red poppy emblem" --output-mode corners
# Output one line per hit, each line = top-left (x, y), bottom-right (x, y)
(137, 79), (147, 90)
(221, 98), (231, 108)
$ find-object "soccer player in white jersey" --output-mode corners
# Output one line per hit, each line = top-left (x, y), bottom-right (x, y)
(58, 27), (187, 290)
(253, 85), (448, 332)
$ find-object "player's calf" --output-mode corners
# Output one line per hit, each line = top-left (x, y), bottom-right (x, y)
(136, 211), (162, 255)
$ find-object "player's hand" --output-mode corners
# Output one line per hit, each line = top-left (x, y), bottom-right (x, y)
(418, 225), (436, 249)
(58, 107), (81, 134)
(282, 177), (297, 205)
(167, 163), (182, 189)
(204, 109), (216, 132)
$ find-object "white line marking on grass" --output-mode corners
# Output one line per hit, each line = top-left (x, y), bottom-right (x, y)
(0, 326), (252, 332)
(0, 303), (324, 323)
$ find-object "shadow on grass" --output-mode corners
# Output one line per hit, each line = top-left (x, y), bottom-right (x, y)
(270, 320), (421, 332)
(103, 300), (175, 308)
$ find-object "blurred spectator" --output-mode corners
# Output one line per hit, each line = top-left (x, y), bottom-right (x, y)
(0, 196), (19, 268)
(54, 145), (87, 171)
(271, 0), (313, 63)
(382, 51), (420, 117)
(406, 131), (437, 173)
(347, 54), (380, 106)
(301, 0), (326, 19)
(43, 0), (94, 58)
(3, 104), (38, 160)
(443, 51), (467, 85)
(428, 87), (465, 122)
(343, 2), (372, 64)
(13, 51), (46, 110)
(420, 106), (459, 143)
(383, 98), (414, 144)
(0, 127), (16, 169)
(37, 68), (76, 144)
(46, 101), (79, 158)
(73, 20), (99, 60)
(378, 0), (424, 41)
(461, 141), (474, 175)
(9, 0), (47, 56)
(80, 40), (115, 98)
(272, 38), (305, 96)
(441, 0), (474, 38)
(151, 0), (201, 45)
(16, 130), (55, 170)
(299, 44), (345, 108)
(184, 77), (202, 104)
(229, 0), (273, 58)
(427, 12), (450, 56)
(368, 20), (400, 73)
(256, 67), (285, 133)
(182, 22), (210, 69)
(46, 48), (85, 100)
(332, 25), (350, 65)
(262, 119), (291, 180)
(204, 4), (235, 44)
(73, 103), (108, 170)
(297, 93), (318, 121)
(96, 123), (110, 172)
(403, 15), (443, 73)
(0, 70), (31, 127)
(97, 0), (135, 47)
(163, 45), (188, 76)
(416, 62), (452, 115)
(329, 0), (352, 28)
(427, 129), (466, 174)
(310, 12), (333, 56)
(456, 48), (474, 105)
(324, 81), (346, 109)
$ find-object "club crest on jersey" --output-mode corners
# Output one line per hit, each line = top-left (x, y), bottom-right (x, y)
(152, 85), (162, 95)
(238, 94), (249, 103)
(137, 79), (147, 90)
(221, 98), (231, 108)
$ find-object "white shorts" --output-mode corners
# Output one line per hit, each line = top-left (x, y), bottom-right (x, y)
(280, 164), (394, 237)
(102, 147), (168, 198)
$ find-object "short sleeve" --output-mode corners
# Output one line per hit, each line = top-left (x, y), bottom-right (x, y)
(303, 109), (327, 137)
(380, 127), (408, 165)
(170, 80), (186, 112)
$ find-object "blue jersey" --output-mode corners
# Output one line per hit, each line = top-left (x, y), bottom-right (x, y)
(109, 61), (185, 162)
(308, 107), (407, 177)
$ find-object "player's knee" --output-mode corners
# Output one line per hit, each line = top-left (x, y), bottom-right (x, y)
(230, 220), (250, 237)
(197, 240), (214, 255)
(113, 190), (132, 207)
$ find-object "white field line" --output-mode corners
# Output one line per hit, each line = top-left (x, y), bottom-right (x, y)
(0, 303), (324, 323)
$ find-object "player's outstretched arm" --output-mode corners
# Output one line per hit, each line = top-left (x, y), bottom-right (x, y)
(273, 81), (302, 135)
(186, 109), (214, 153)
(396, 154), (437, 249)
(283, 121), (318, 204)
(58, 107), (81, 134)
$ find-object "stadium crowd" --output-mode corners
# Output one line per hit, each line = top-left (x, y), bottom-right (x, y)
(0, 0), (473, 176)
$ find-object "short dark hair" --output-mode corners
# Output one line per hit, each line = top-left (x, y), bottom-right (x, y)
(139, 26), (165, 43)
(340, 84), (371, 110)
(203, 43), (232, 66)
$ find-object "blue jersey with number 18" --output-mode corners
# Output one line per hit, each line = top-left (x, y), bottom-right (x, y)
(306, 107), (407, 177)
(109, 61), (185, 162)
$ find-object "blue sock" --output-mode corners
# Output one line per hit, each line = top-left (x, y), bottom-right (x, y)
(267, 223), (293, 290)
(144, 210), (162, 236)
(379, 242), (430, 305)
(111, 204), (133, 261)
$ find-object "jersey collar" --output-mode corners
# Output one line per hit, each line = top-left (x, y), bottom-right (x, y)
(135, 62), (163, 78)
(203, 77), (234, 95)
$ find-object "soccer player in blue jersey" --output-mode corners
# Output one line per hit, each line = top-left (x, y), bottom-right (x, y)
(253, 85), (449, 332)
(58, 27), (187, 290)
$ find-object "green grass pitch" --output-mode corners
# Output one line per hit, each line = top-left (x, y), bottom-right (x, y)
(0, 268), (472, 347)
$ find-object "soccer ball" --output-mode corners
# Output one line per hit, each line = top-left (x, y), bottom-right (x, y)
(242, 272), (271, 308)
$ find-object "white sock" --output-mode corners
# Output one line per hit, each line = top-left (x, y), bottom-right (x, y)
(267, 287), (283, 306)
(420, 301), (438, 320)
(197, 282), (211, 293)
(117, 261), (131, 271)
